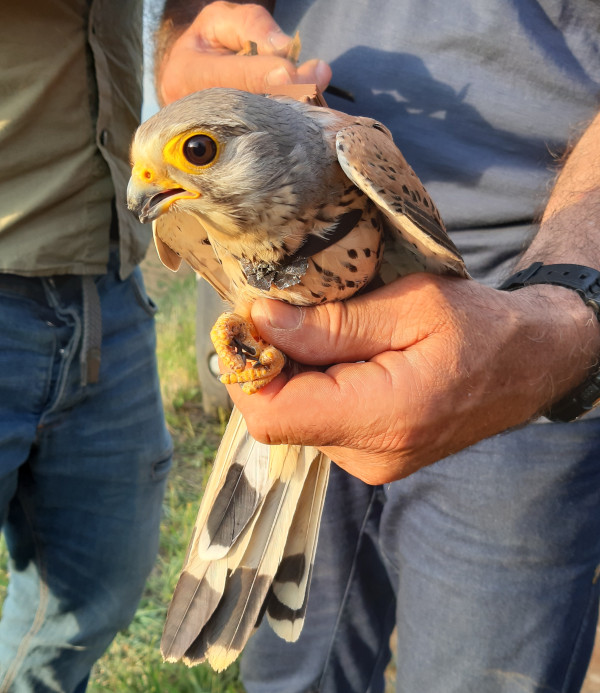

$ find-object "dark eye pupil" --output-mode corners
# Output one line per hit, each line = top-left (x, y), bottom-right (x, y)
(183, 135), (217, 166)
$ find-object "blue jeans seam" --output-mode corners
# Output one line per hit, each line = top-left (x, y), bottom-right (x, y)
(0, 496), (49, 693)
(365, 608), (396, 693)
(317, 487), (379, 692)
(561, 568), (599, 693)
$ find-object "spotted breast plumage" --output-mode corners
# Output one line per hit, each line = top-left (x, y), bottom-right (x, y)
(127, 87), (467, 671)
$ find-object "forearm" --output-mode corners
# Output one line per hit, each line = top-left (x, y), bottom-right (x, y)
(510, 110), (600, 411)
(522, 110), (600, 267)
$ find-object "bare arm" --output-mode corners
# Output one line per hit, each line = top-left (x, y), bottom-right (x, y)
(228, 112), (600, 484)
(524, 112), (600, 264)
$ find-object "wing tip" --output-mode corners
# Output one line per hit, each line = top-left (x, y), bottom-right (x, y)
(205, 645), (243, 672)
(268, 614), (306, 643)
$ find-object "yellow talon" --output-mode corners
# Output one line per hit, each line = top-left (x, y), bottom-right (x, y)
(210, 312), (285, 393)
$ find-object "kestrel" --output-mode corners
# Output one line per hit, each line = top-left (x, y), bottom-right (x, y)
(127, 86), (467, 671)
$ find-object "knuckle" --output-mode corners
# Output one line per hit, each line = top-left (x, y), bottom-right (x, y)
(311, 301), (346, 350)
(201, 1), (226, 20)
(238, 2), (274, 32)
(320, 300), (365, 353)
(208, 0), (239, 12)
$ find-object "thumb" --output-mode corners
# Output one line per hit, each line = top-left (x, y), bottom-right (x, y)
(198, 54), (299, 93)
(296, 58), (332, 93)
(251, 280), (415, 365)
(195, 56), (332, 94)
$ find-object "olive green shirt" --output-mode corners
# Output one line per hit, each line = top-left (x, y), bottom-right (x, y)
(0, 0), (148, 278)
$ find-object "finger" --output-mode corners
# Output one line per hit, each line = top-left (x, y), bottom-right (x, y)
(225, 370), (392, 485)
(296, 58), (332, 92)
(161, 50), (301, 102)
(228, 363), (420, 485)
(162, 52), (332, 102)
(227, 348), (466, 484)
(251, 276), (442, 365)
(227, 359), (399, 449)
(196, 2), (293, 56)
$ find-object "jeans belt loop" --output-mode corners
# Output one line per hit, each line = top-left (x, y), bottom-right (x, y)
(81, 276), (102, 385)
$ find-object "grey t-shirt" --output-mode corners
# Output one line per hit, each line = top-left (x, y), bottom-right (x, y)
(274, 0), (600, 284)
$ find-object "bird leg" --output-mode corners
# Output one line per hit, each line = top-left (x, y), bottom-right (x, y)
(210, 312), (286, 394)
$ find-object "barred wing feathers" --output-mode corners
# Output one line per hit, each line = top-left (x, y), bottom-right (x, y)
(161, 407), (330, 671)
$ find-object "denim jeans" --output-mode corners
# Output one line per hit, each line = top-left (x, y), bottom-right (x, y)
(242, 417), (600, 693)
(0, 256), (172, 692)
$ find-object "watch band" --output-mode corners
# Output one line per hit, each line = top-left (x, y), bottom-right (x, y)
(499, 262), (600, 422)
(498, 262), (600, 315)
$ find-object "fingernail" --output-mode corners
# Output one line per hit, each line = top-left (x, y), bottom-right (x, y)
(268, 30), (291, 52)
(261, 302), (303, 331)
(266, 66), (292, 86)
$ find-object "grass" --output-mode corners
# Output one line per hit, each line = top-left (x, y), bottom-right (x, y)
(88, 266), (243, 691)
(0, 260), (243, 692)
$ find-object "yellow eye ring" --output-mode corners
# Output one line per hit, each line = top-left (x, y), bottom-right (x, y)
(163, 130), (221, 174)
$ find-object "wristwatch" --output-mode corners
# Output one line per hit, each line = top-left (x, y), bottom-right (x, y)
(498, 262), (600, 422)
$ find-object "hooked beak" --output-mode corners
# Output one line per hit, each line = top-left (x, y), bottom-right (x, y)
(127, 172), (200, 223)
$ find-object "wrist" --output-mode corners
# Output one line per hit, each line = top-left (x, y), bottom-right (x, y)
(503, 280), (600, 418)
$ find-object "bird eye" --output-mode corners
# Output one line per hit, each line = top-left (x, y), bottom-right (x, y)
(182, 134), (218, 167)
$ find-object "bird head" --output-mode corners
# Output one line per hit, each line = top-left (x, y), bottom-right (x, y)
(127, 88), (333, 233)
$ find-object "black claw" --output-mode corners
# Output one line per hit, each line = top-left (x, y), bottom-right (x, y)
(232, 338), (257, 367)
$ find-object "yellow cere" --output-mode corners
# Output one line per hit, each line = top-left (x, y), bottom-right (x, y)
(131, 162), (155, 182)
(163, 129), (221, 175)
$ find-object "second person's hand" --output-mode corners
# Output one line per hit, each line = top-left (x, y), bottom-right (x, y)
(158, 1), (332, 105)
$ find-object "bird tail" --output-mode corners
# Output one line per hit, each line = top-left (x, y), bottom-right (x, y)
(160, 406), (330, 671)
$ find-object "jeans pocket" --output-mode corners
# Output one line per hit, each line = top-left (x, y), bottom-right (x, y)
(129, 267), (158, 317)
(152, 451), (173, 481)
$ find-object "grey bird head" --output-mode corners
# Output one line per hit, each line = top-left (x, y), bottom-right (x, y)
(127, 88), (338, 231)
